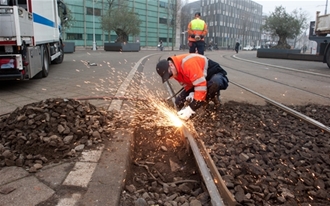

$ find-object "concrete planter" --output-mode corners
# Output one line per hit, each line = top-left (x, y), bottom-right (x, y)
(256, 48), (300, 59)
(256, 48), (323, 61)
(104, 43), (140, 52)
(63, 42), (75, 53)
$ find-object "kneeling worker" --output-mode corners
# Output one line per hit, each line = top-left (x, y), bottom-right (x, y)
(156, 53), (229, 120)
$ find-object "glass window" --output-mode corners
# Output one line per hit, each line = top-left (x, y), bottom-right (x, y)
(87, 34), (102, 41)
(159, 38), (173, 43)
(159, 17), (167, 24)
(159, 1), (167, 8)
(86, 7), (101, 16)
(159, 37), (167, 42)
(66, 33), (83, 40)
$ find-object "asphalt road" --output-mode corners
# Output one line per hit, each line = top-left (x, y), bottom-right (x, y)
(0, 50), (161, 115)
(1, 49), (329, 116)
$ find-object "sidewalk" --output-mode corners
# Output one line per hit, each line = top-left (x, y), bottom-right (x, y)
(0, 125), (131, 206)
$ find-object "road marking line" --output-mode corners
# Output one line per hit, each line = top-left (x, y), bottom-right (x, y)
(108, 54), (155, 111)
(78, 144), (104, 162)
(56, 193), (81, 206)
(62, 162), (97, 187)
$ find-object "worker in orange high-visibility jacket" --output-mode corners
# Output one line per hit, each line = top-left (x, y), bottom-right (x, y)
(156, 54), (229, 120)
(187, 12), (208, 55)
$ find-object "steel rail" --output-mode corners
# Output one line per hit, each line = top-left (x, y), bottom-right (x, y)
(183, 127), (225, 206)
(232, 54), (330, 78)
(164, 81), (231, 206)
(222, 54), (330, 101)
(231, 81), (330, 134)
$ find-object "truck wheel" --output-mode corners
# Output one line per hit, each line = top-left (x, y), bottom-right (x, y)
(33, 46), (49, 79)
(41, 47), (50, 77)
(52, 42), (64, 64)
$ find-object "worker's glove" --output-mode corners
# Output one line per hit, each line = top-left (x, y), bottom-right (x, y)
(195, 35), (201, 41)
(200, 35), (204, 39)
(177, 106), (195, 120)
(185, 92), (194, 102)
(190, 34), (195, 38)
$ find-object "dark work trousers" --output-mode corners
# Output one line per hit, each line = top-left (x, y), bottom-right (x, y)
(175, 73), (228, 110)
(189, 41), (205, 55)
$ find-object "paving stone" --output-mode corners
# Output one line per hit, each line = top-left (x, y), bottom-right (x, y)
(0, 176), (54, 206)
(0, 167), (29, 186)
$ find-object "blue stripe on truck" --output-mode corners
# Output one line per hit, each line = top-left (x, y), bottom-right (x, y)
(33, 13), (55, 28)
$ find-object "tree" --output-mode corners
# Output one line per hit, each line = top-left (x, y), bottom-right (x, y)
(180, 3), (191, 43)
(101, 0), (141, 43)
(292, 8), (309, 48)
(166, 0), (188, 50)
(262, 6), (308, 49)
(59, 3), (74, 40)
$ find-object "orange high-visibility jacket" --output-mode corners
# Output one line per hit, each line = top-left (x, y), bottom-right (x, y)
(187, 18), (208, 42)
(169, 54), (208, 101)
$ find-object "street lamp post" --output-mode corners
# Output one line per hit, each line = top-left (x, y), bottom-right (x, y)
(181, 31), (187, 47)
(92, 0), (96, 51)
(326, 0), (328, 14)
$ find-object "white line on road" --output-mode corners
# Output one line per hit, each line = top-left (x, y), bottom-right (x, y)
(56, 193), (81, 206)
(108, 54), (155, 111)
(62, 162), (97, 188)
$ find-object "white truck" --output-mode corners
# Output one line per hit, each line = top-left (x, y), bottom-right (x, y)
(309, 11), (330, 68)
(0, 0), (67, 80)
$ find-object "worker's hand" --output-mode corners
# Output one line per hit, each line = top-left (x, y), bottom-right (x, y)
(185, 92), (194, 102)
(191, 35), (195, 38)
(200, 35), (204, 39)
(177, 106), (195, 120)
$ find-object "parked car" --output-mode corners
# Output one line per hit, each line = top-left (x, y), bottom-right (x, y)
(252, 46), (261, 50)
(242, 46), (254, 51)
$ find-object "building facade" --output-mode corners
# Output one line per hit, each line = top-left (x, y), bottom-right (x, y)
(62, 0), (176, 49)
(182, 0), (263, 49)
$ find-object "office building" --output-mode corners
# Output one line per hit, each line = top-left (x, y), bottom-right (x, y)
(182, 0), (263, 49)
(62, 0), (176, 49)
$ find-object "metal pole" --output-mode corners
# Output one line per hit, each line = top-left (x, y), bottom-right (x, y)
(326, 0), (328, 14)
(92, 0), (96, 51)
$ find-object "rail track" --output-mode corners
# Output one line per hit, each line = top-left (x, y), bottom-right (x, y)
(161, 55), (330, 205)
(222, 54), (330, 102)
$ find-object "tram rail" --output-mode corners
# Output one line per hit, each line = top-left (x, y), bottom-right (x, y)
(164, 55), (330, 205)
(221, 54), (330, 101)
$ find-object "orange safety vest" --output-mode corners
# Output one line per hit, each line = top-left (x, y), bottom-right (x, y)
(187, 18), (208, 42)
(169, 53), (208, 101)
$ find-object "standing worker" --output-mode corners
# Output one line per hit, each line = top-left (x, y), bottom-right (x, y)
(156, 54), (229, 120)
(187, 12), (208, 55)
(235, 42), (240, 53)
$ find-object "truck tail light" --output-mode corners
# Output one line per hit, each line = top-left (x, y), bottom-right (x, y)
(0, 57), (16, 69)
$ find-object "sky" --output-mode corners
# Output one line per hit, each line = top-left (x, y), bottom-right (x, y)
(188, 0), (329, 23)
(254, 0), (328, 22)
